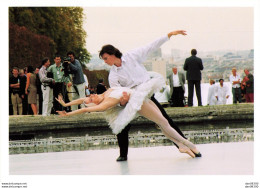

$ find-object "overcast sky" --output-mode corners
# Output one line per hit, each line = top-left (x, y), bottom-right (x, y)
(84, 7), (253, 55)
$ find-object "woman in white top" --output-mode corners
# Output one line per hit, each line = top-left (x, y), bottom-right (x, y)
(207, 79), (217, 105)
(56, 75), (201, 158)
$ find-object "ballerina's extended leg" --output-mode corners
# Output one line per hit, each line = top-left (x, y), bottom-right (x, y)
(138, 100), (201, 158)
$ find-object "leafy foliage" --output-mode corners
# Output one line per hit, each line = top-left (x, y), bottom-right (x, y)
(9, 7), (90, 69)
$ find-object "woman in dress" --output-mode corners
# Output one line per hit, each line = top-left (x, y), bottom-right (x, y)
(56, 75), (201, 158)
(25, 66), (38, 115)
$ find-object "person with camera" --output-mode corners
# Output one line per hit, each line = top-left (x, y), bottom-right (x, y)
(66, 51), (86, 111)
(39, 57), (55, 116)
(48, 54), (69, 113)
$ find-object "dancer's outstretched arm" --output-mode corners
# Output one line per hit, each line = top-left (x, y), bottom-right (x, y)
(57, 98), (120, 116)
(56, 95), (85, 107)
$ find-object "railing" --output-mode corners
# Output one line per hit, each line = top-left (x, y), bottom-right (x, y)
(9, 127), (254, 155)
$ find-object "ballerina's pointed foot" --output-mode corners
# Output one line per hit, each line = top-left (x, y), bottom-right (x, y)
(183, 140), (202, 158)
(192, 151), (202, 157)
(179, 147), (195, 158)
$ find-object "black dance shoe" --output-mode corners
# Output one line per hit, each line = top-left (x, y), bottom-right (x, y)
(193, 152), (202, 157)
(116, 156), (127, 162)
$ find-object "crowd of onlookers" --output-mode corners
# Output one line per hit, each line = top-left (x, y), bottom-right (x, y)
(9, 52), (107, 116)
(9, 49), (254, 116)
(167, 49), (254, 107)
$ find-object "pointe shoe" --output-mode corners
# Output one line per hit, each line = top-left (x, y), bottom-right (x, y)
(179, 147), (195, 158)
(183, 140), (201, 157)
(192, 151), (202, 157)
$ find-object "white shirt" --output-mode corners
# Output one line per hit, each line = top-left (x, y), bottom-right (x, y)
(83, 74), (89, 88)
(207, 84), (217, 105)
(172, 73), (181, 87)
(216, 84), (230, 105)
(109, 35), (169, 88)
(229, 74), (241, 88)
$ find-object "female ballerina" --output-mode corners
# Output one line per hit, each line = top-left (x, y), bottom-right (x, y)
(56, 75), (201, 158)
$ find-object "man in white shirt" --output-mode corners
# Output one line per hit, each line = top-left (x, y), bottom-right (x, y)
(229, 68), (242, 104)
(167, 67), (185, 107)
(39, 58), (55, 116)
(99, 30), (190, 161)
(215, 79), (230, 105)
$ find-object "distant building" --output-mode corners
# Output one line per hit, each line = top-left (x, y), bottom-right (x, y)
(152, 58), (166, 80)
(248, 49), (254, 59)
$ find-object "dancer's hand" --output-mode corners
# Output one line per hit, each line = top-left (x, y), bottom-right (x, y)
(168, 30), (187, 38)
(56, 110), (67, 116)
(119, 92), (130, 106)
(55, 95), (66, 107)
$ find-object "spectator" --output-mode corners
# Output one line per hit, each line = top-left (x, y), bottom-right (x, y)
(48, 54), (68, 112)
(242, 69), (254, 103)
(9, 67), (23, 115)
(207, 79), (217, 106)
(83, 74), (89, 95)
(183, 49), (204, 106)
(39, 57), (55, 116)
(215, 79), (230, 105)
(89, 86), (95, 94)
(167, 67), (185, 107)
(66, 51), (86, 111)
(229, 67), (242, 104)
(19, 68), (28, 115)
(25, 66), (38, 115)
(35, 66), (43, 114)
(96, 78), (107, 94)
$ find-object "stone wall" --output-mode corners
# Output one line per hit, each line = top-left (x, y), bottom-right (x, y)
(9, 103), (254, 134)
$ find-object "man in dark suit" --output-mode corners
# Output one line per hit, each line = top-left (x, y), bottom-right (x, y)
(183, 49), (204, 106)
(167, 67), (185, 107)
(96, 78), (107, 94)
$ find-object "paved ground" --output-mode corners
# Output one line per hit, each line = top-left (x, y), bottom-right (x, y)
(9, 142), (253, 175)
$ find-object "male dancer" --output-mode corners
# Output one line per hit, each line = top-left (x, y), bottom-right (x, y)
(99, 30), (196, 161)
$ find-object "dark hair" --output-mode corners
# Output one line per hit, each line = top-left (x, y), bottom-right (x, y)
(12, 67), (19, 72)
(99, 45), (122, 59)
(191, 49), (197, 56)
(42, 57), (49, 65)
(27, 65), (34, 73)
(67, 51), (75, 57)
(54, 54), (61, 59)
(98, 78), (104, 83)
(219, 79), (224, 82)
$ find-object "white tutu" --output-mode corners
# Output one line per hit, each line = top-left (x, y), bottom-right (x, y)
(105, 74), (165, 134)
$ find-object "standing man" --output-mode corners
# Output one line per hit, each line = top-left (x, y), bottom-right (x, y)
(9, 67), (23, 115)
(96, 78), (107, 94)
(48, 55), (68, 112)
(215, 79), (230, 105)
(242, 69), (254, 103)
(19, 68), (28, 115)
(39, 57), (55, 116)
(183, 49), (204, 107)
(229, 68), (242, 104)
(35, 66), (43, 114)
(167, 66), (185, 107)
(66, 51), (86, 111)
(99, 30), (194, 161)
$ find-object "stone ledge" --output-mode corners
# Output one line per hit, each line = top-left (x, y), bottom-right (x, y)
(9, 103), (254, 134)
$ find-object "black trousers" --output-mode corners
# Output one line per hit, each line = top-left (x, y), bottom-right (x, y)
(116, 95), (187, 157)
(187, 80), (202, 106)
(171, 87), (184, 107)
(53, 82), (66, 112)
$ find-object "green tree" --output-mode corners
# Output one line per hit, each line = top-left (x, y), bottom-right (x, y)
(9, 7), (90, 68)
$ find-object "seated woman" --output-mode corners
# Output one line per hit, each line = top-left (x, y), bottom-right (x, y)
(56, 75), (201, 158)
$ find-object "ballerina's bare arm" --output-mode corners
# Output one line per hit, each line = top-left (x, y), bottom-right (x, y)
(55, 95), (85, 107)
(57, 98), (120, 117)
